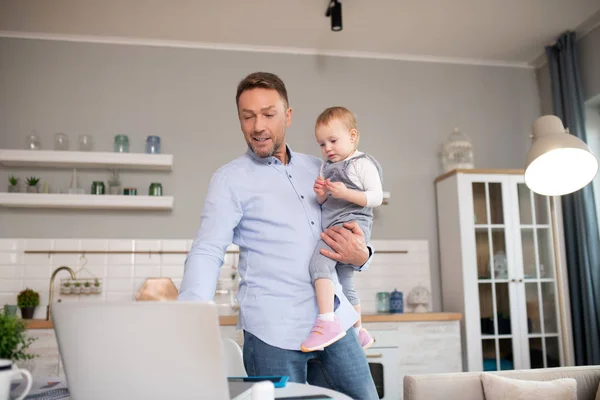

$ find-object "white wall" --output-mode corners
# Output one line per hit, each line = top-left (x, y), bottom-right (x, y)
(0, 37), (541, 311)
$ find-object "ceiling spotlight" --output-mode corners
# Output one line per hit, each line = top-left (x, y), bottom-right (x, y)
(325, 0), (342, 32)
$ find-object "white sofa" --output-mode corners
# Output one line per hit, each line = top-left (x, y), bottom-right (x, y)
(404, 366), (600, 400)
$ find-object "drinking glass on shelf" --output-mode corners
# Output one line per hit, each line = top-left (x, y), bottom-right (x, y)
(114, 135), (129, 153)
(79, 134), (93, 151)
(26, 132), (41, 150)
(54, 132), (70, 151)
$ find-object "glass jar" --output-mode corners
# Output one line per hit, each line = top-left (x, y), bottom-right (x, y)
(107, 170), (121, 195)
(79, 134), (93, 151)
(114, 135), (129, 153)
(91, 181), (105, 195)
(376, 292), (390, 313)
(26, 132), (41, 150)
(149, 182), (163, 196)
(146, 136), (161, 154)
(54, 132), (70, 151)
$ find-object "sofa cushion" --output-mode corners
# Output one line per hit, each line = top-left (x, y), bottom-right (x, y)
(481, 373), (577, 400)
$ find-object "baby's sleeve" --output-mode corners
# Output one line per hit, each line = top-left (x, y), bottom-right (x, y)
(351, 158), (383, 207)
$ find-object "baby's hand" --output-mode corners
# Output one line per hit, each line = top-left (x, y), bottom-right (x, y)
(314, 177), (327, 197)
(326, 180), (348, 199)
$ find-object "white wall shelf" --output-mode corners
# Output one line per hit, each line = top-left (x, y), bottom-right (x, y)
(0, 193), (174, 210)
(0, 149), (173, 171)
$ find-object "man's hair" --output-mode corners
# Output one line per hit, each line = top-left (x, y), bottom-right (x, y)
(316, 106), (360, 147)
(236, 72), (289, 108)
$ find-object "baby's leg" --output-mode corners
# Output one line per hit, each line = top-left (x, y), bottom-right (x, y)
(302, 239), (346, 352)
(337, 264), (361, 326)
(338, 264), (374, 349)
(309, 239), (339, 315)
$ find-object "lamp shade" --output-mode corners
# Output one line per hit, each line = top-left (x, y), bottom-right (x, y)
(525, 115), (598, 196)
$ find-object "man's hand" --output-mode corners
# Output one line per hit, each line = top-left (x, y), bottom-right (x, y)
(320, 221), (369, 266)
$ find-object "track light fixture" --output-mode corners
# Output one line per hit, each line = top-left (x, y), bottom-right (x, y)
(325, 0), (342, 31)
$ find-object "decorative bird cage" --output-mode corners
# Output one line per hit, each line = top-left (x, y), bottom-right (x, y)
(407, 284), (431, 313)
(441, 127), (474, 172)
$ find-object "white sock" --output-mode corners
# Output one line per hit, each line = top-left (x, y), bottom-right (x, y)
(318, 312), (335, 322)
(354, 324), (362, 335)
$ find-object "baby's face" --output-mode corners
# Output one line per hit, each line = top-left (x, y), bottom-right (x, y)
(315, 119), (357, 163)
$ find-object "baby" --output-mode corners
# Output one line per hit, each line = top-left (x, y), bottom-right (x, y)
(301, 106), (383, 352)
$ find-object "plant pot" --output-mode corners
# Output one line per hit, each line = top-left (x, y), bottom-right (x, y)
(26, 185), (38, 193)
(92, 286), (101, 294)
(72, 287), (81, 294)
(20, 307), (36, 319)
(82, 287), (91, 294)
(61, 286), (71, 295)
(3, 304), (17, 315)
(8, 185), (19, 193)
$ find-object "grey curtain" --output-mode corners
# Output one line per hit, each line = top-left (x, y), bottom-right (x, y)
(546, 31), (600, 365)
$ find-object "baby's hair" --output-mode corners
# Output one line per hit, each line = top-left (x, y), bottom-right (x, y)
(315, 106), (360, 147)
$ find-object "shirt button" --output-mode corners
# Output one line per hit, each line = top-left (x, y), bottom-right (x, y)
(288, 175), (292, 178)
(311, 221), (315, 225)
(301, 195), (304, 199)
(268, 162), (271, 165)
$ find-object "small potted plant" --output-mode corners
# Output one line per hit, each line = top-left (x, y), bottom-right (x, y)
(8, 176), (19, 193)
(72, 281), (82, 295)
(92, 278), (102, 294)
(26, 176), (40, 193)
(0, 311), (38, 363)
(61, 281), (71, 295)
(17, 288), (40, 319)
(82, 281), (91, 294)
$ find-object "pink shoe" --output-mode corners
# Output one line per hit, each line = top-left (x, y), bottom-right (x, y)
(358, 327), (374, 350)
(301, 316), (346, 352)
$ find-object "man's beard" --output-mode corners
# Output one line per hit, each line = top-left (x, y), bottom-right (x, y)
(248, 134), (284, 158)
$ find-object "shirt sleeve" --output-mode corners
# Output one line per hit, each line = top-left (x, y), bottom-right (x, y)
(347, 157), (383, 207)
(178, 171), (243, 301)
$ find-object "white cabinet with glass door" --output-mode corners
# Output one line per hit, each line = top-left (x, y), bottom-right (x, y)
(435, 169), (570, 372)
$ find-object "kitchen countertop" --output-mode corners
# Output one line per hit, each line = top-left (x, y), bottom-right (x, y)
(24, 312), (462, 330)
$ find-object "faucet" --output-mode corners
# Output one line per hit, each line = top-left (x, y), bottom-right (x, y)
(47, 266), (76, 320)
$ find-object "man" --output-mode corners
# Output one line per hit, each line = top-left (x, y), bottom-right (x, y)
(178, 72), (378, 399)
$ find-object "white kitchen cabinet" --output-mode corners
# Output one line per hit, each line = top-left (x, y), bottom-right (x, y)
(364, 321), (462, 400)
(435, 169), (572, 372)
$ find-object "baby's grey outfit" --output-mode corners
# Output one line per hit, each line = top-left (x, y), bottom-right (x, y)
(309, 153), (383, 306)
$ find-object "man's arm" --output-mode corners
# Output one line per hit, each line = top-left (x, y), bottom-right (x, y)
(178, 171), (243, 301)
(319, 221), (373, 271)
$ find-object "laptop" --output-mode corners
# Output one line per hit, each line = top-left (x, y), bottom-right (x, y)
(51, 301), (254, 400)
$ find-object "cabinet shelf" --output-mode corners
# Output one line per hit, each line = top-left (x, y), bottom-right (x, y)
(0, 149), (173, 171)
(0, 193), (173, 210)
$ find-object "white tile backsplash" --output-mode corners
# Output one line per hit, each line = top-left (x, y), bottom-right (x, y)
(161, 240), (189, 252)
(23, 265), (51, 279)
(134, 265), (161, 278)
(0, 238), (432, 316)
(107, 265), (133, 278)
(0, 265), (23, 279)
(0, 279), (23, 292)
(0, 239), (22, 251)
(0, 253), (20, 265)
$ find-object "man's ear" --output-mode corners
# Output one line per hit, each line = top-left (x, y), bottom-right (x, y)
(285, 107), (293, 128)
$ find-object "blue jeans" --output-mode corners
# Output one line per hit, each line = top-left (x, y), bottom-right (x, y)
(243, 328), (378, 400)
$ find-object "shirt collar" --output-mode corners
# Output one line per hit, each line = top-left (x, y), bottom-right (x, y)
(245, 144), (295, 165)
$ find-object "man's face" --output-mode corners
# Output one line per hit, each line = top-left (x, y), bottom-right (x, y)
(238, 88), (292, 158)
